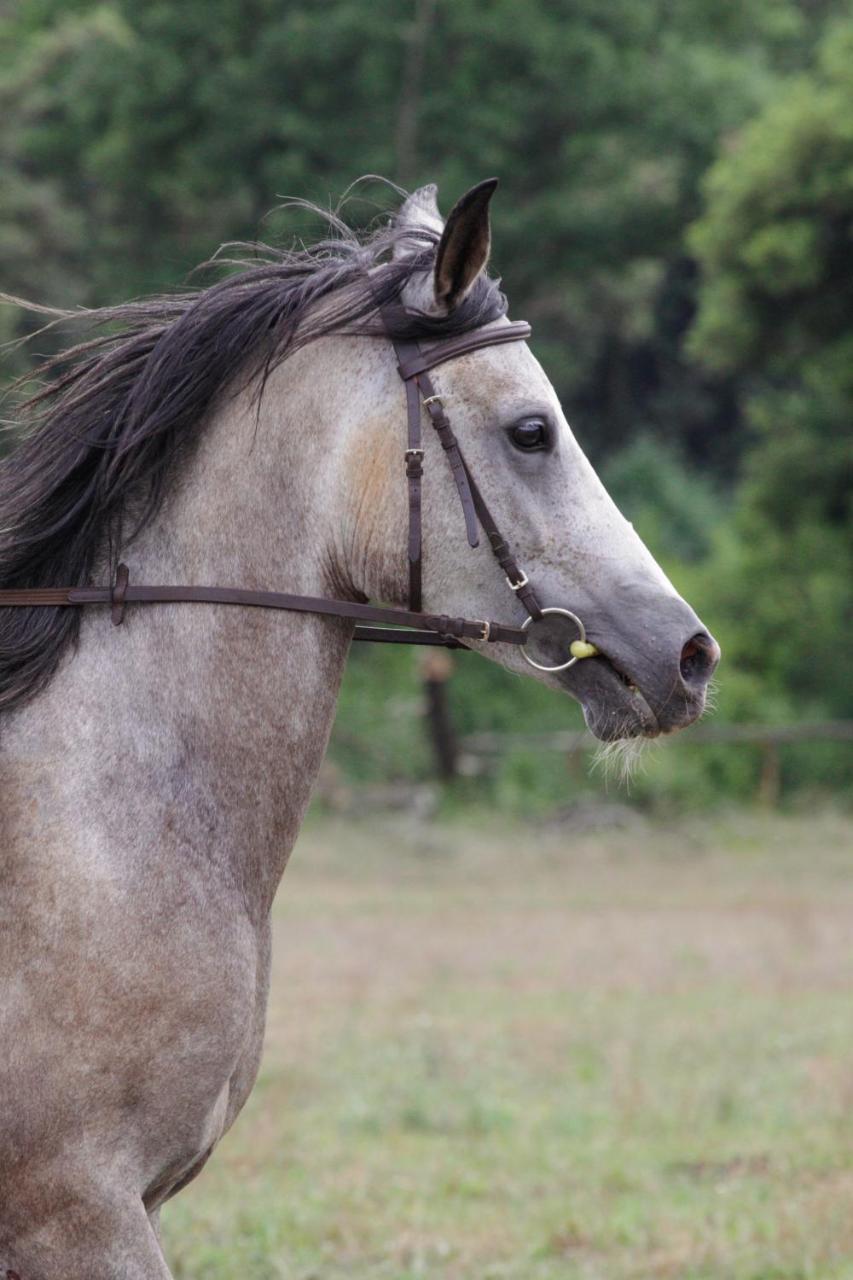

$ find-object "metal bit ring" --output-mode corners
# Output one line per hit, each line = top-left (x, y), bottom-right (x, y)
(520, 607), (587, 673)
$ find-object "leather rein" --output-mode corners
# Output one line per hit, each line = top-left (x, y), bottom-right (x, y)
(0, 313), (590, 670)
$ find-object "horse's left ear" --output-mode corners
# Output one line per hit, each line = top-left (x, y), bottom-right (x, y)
(434, 178), (498, 311)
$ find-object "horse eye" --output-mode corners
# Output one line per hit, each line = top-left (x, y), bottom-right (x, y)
(509, 417), (548, 451)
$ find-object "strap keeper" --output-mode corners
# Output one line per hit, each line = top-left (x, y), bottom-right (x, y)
(434, 614), (464, 639)
(405, 447), (424, 478)
(111, 563), (129, 626)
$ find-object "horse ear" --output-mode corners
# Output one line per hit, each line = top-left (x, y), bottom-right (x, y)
(393, 184), (444, 258)
(434, 178), (498, 310)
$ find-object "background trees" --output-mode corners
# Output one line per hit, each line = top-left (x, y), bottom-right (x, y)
(2, 0), (850, 804)
(688, 17), (853, 727)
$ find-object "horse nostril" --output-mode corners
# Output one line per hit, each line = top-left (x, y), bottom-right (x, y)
(680, 631), (721, 686)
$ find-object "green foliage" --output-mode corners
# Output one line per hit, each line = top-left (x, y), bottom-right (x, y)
(689, 19), (853, 737)
(0, 0), (832, 458)
(719, 383), (852, 718)
(600, 436), (722, 562)
(689, 18), (853, 374)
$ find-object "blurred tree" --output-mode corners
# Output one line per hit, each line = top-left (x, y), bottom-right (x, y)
(1, 0), (837, 466)
(600, 435), (721, 563)
(0, 7), (129, 353)
(689, 17), (853, 717)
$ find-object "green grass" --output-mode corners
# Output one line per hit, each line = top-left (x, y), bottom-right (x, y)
(162, 809), (853, 1279)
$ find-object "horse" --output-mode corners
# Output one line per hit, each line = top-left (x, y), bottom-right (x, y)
(0, 180), (719, 1277)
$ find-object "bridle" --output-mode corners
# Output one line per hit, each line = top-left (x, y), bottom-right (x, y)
(0, 311), (591, 674)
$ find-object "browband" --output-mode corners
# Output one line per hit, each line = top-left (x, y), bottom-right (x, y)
(394, 321), (532, 380)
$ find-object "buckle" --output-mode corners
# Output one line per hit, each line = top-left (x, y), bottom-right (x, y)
(477, 620), (491, 641)
(405, 448), (425, 461)
(421, 394), (443, 408)
(506, 571), (529, 591)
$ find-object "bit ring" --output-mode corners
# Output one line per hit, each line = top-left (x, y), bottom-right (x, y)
(520, 607), (587, 673)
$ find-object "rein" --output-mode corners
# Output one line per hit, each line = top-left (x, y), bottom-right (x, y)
(0, 314), (594, 671)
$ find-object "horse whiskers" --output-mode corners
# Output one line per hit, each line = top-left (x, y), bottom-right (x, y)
(592, 736), (652, 786)
(702, 675), (720, 715)
(591, 673), (717, 786)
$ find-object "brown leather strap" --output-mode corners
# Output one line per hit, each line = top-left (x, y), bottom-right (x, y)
(353, 625), (463, 647)
(395, 321), (532, 379)
(384, 322), (426, 612)
(0, 576), (526, 646)
(417, 368), (480, 549)
(0, 588), (72, 605)
(404, 393), (424, 613)
(463, 465), (544, 620)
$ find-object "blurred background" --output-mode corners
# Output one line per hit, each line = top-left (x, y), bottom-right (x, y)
(1, 0), (851, 812)
(2, 3), (852, 1276)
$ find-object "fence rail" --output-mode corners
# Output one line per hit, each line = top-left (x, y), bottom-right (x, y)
(419, 647), (850, 803)
(460, 720), (853, 755)
(456, 720), (853, 805)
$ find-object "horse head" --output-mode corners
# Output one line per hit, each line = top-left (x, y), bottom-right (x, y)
(342, 180), (719, 740)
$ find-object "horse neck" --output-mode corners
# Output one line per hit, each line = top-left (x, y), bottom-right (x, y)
(3, 337), (398, 919)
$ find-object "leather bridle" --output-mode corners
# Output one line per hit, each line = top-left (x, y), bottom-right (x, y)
(0, 312), (590, 671)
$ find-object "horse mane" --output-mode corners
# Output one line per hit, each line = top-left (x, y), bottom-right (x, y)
(0, 200), (508, 714)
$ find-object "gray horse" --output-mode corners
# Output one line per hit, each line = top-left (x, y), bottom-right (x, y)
(0, 182), (718, 1277)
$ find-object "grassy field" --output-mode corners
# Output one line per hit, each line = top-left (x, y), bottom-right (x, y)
(161, 808), (853, 1280)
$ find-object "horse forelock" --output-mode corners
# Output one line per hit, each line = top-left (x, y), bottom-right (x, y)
(0, 198), (508, 714)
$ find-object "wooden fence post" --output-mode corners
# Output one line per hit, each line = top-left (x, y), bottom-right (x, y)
(421, 649), (459, 781)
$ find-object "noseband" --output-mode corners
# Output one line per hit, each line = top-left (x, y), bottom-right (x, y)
(0, 313), (591, 673)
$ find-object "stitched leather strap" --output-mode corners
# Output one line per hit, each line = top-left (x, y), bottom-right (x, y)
(404, 385), (424, 613)
(416, 368), (480, 549)
(353, 626), (464, 647)
(464, 466), (544, 620)
(395, 322), (532, 379)
(0, 578), (525, 646)
(383, 320), (426, 612)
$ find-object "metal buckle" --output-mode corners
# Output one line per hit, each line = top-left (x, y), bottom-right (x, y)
(477, 620), (491, 642)
(405, 448), (424, 460)
(506, 571), (529, 591)
(520, 607), (587, 673)
(421, 394), (443, 408)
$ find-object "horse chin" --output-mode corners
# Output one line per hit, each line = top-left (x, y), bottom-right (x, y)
(558, 658), (662, 742)
(581, 692), (660, 742)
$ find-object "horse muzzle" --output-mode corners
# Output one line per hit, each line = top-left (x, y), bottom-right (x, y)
(523, 595), (720, 740)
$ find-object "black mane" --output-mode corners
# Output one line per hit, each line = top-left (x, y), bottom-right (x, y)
(0, 202), (507, 713)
